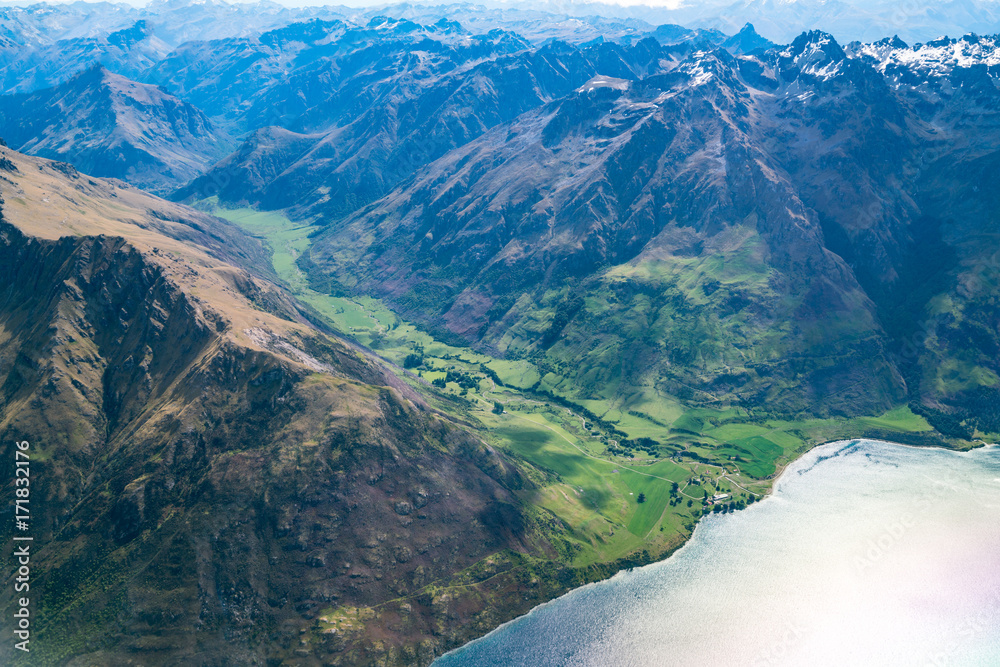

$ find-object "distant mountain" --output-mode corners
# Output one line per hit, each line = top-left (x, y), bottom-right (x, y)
(681, 0), (880, 43)
(722, 22), (776, 53)
(144, 17), (530, 129)
(0, 20), (171, 94)
(644, 22), (727, 47)
(0, 3), (756, 100)
(378, 2), (656, 43)
(163, 16), (540, 213)
(698, 0), (1000, 43)
(638, 21), (774, 53)
(0, 1), (141, 47)
(174, 26), (693, 218)
(0, 65), (229, 193)
(491, 0), (1000, 44)
(0, 0), (657, 51)
(5, 0), (1000, 62)
(0, 0), (346, 47)
(0, 0), (356, 93)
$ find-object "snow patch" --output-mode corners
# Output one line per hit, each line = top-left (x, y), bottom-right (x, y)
(575, 75), (630, 94)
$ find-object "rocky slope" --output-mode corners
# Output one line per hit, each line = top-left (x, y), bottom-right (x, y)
(0, 147), (575, 665)
(165, 16), (543, 215)
(0, 65), (229, 194)
(307, 39), (898, 417)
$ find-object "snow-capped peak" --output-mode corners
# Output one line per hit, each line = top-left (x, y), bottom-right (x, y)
(851, 32), (1000, 75)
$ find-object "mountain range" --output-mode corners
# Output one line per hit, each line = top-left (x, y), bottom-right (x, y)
(300, 29), (1000, 428)
(174, 22), (703, 217)
(4, 3), (1000, 665)
(0, 19), (171, 93)
(5, 0), (1000, 59)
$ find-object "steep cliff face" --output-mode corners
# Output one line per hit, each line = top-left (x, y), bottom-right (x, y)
(0, 148), (542, 665)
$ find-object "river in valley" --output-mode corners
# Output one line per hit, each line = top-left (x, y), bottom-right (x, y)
(435, 439), (1000, 666)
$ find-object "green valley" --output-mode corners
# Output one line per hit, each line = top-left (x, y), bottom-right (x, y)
(207, 201), (969, 589)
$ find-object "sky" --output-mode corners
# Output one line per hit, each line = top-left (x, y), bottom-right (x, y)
(0, 0), (696, 14)
(3, 0), (998, 44)
(2, 0), (687, 6)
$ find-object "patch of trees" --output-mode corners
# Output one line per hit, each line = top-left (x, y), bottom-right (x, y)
(296, 251), (349, 297)
(445, 369), (480, 391)
(540, 294), (585, 348)
(711, 499), (747, 514)
(667, 482), (684, 507)
(530, 387), (628, 439)
(678, 449), (711, 463)
(702, 279), (721, 296)
(956, 386), (1000, 434)
(619, 436), (661, 456)
(479, 363), (505, 387)
(909, 402), (974, 440)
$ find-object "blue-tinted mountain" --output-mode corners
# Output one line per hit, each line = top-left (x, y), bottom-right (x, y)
(0, 20), (171, 94)
(0, 65), (229, 193)
(174, 29), (689, 218)
(144, 17), (531, 129)
(722, 22), (776, 53)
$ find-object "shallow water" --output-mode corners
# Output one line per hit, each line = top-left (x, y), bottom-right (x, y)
(435, 440), (1000, 666)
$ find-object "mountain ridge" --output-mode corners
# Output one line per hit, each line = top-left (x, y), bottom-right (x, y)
(0, 64), (230, 194)
(0, 145), (574, 665)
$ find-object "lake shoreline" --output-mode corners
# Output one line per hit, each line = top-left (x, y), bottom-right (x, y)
(435, 438), (1000, 666)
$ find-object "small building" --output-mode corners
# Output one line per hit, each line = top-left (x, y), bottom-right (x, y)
(711, 493), (730, 503)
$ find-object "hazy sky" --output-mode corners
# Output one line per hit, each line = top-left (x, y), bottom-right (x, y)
(2, 0), (686, 7)
(3, 0), (996, 44)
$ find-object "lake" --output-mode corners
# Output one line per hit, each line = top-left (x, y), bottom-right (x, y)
(435, 439), (1000, 666)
